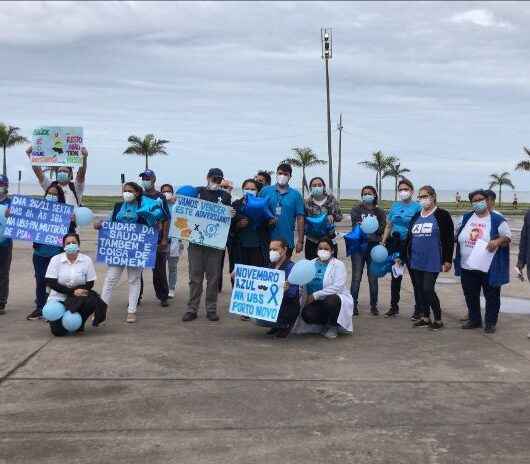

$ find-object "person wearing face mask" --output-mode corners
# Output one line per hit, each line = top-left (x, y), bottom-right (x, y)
(403, 186), (454, 331)
(160, 184), (182, 299)
(182, 168), (234, 322)
(138, 169), (171, 307)
(304, 177), (342, 260)
(381, 178), (422, 319)
(26, 183), (71, 320)
(454, 189), (511, 334)
(254, 171), (272, 192)
(0, 175), (12, 315)
(259, 163), (305, 257)
(97, 182), (147, 323)
(26, 145), (88, 207)
(44, 233), (106, 336)
(350, 185), (387, 316)
(292, 238), (354, 339)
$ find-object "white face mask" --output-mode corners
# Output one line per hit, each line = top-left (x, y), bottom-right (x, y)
(243, 189), (257, 196)
(141, 180), (153, 190)
(317, 249), (332, 261)
(269, 250), (281, 263)
(276, 174), (289, 186)
(419, 198), (432, 209)
(399, 190), (412, 201)
(163, 192), (173, 201)
(123, 191), (136, 203)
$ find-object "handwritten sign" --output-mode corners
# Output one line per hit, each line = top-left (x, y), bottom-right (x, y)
(169, 195), (231, 250)
(4, 195), (73, 245)
(96, 221), (158, 268)
(229, 264), (285, 322)
(31, 127), (84, 167)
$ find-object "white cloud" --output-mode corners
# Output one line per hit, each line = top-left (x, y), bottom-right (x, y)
(450, 9), (513, 29)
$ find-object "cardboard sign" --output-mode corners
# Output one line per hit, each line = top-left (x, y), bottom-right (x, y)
(169, 195), (231, 250)
(31, 127), (84, 167)
(96, 221), (159, 268)
(229, 264), (285, 322)
(4, 195), (73, 245)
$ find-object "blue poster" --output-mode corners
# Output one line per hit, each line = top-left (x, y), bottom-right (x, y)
(4, 195), (73, 246)
(169, 195), (231, 250)
(96, 221), (158, 268)
(229, 264), (286, 322)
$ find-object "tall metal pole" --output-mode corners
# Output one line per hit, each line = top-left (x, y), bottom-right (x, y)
(337, 114), (343, 201)
(321, 28), (333, 192)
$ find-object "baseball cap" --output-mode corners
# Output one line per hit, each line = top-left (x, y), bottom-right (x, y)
(468, 189), (488, 201)
(207, 168), (224, 179)
(139, 169), (156, 179)
(0, 175), (9, 187)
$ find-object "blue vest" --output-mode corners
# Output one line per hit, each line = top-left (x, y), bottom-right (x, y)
(454, 211), (509, 287)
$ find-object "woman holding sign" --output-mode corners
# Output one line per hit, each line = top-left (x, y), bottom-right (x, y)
(454, 189), (511, 334)
(98, 182), (148, 323)
(295, 238), (354, 339)
(304, 177), (342, 260)
(160, 184), (182, 299)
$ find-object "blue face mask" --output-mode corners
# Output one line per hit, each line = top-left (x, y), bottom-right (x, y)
(243, 189), (257, 196)
(64, 243), (80, 255)
(56, 172), (70, 183)
(472, 200), (488, 214)
(311, 186), (324, 197)
(362, 194), (375, 204)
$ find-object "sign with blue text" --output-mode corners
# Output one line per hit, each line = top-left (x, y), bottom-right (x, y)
(229, 264), (285, 322)
(31, 126), (84, 167)
(4, 195), (73, 246)
(96, 221), (158, 268)
(169, 195), (231, 250)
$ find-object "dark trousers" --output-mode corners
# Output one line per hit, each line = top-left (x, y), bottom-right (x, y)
(153, 249), (169, 301)
(411, 269), (441, 321)
(390, 264), (420, 314)
(33, 254), (53, 311)
(350, 247), (378, 308)
(301, 294), (341, 326)
(304, 239), (338, 260)
(49, 291), (107, 337)
(460, 269), (501, 327)
(0, 242), (13, 306)
(276, 296), (301, 329)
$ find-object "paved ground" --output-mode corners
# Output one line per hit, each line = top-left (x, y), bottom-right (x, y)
(1, 224), (530, 463)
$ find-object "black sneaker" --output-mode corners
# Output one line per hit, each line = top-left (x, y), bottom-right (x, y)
(370, 306), (379, 316)
(410, 312), (422, 321)
(484, 325), (496, 334)
(206, 312), (220, 322)
(384, 308), (399, 318)
(462, 321), (482, 329)
(26, 309), (42, 320)
(182, 311), (197, 322)
(275, 327), (291, 338)
(413, 319), (430, 328)
(0, 304), (6, 315)
(160, 299), (169, 307)
(429, 321), (444, 331)
(353, 306), (359, 317)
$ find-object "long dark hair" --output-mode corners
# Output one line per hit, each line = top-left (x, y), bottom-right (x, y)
(45, 182), (66, 204)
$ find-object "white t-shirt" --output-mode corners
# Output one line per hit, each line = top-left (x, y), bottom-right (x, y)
(45, 252), (97, 301)
(40, 177), (85, 207)
(457, 213), (511, 270)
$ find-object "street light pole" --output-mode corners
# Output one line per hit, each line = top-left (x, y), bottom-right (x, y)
(337, 114), (343, 201)
(321, 28), (333, 192)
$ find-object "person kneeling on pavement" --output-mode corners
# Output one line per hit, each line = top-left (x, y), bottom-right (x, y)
(292, 238), (354, 339)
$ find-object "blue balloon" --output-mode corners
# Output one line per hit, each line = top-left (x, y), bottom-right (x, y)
(137, 196), (166, 226)
(176, 185), (198, 198)
(305, 213), (333, 238)
(42, 300), (65, 321)
(74, 206), (94, 226)
(370, 245), (389, 263)
(61, 310), (83, 332)
(369, 260), (391, 279)
(0, 204), (7, 226)
(241, 194), (274, 227)
(361, 215), (379, 234)
(343, 224), (367, 256)
(288, 259), (317, 285)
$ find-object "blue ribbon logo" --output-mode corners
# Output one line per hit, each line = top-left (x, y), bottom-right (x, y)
(267, 284), (279, 305)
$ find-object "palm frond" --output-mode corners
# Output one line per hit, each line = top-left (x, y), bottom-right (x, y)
(515, 160), (530, 171)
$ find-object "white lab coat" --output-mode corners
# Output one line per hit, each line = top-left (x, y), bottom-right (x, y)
(292, 257), (354, 334)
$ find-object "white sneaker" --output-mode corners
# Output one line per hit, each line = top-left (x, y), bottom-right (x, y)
(168, 290), (175, 299)
(322, 326), (338, 339)
(126, 313), (137, 323)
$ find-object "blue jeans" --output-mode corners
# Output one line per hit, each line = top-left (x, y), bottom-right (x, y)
(33, 253), (53, 311)
(350, 250), (378, 308)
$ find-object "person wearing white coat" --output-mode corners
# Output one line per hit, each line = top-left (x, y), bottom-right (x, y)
(292, 238), (354, 338)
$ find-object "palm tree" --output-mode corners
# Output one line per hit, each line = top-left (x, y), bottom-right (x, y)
(489, 172), (515, 207)
(383, 161), (411, 200)
(0, 124), (28, 176)
(358, 151), (397, 198)
(283, 147), (327, 195)
(515, 146), (530, 172)
(123, 134), (169, 170)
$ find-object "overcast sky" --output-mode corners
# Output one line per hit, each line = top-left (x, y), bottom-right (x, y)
(1, 1), (530, 192)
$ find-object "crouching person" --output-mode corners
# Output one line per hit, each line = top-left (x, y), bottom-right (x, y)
(44, 233), (106, 336)
(293, 238), (354, 339)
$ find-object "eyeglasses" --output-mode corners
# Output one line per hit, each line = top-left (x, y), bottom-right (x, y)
(418, 195), (430, 199)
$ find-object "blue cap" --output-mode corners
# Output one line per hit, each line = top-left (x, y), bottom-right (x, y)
(139, 169), (156, 179)
(0, 175), (8, 187)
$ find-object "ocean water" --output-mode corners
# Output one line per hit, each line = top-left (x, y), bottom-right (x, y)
(11, 183), (530, 203)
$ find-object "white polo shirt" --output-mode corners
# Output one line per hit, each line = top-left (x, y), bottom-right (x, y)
(45, 252), (97, 301)
(40, 176), (85, 207)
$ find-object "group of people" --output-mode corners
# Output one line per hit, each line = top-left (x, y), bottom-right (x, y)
(0, 148), (529, 339)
